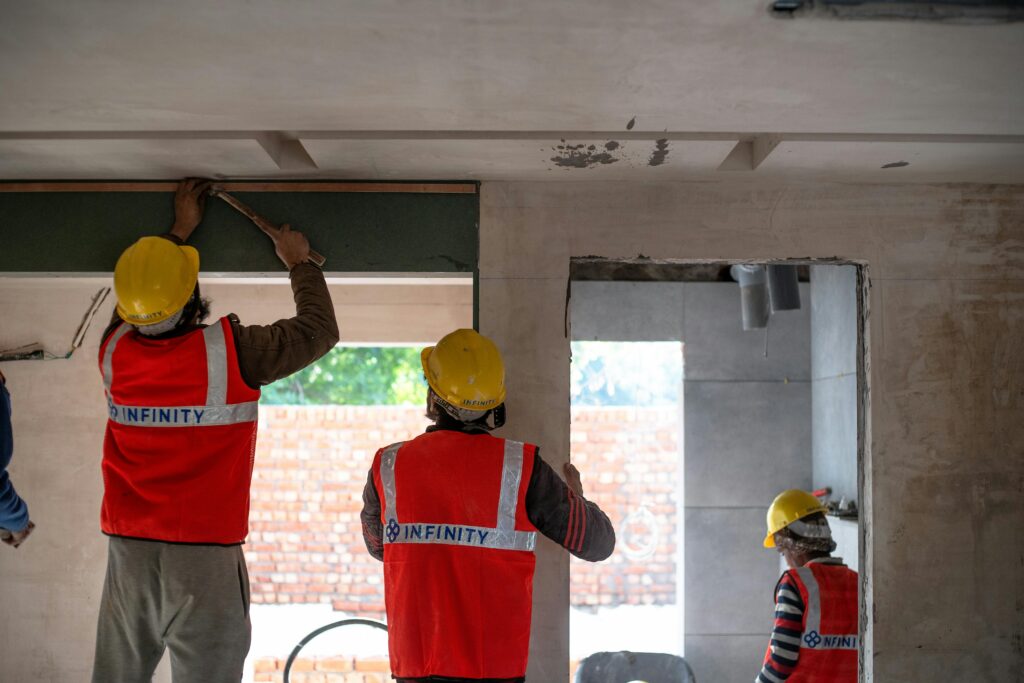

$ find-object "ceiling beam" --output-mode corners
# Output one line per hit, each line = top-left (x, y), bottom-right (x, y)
(255, 132), (318, 171)
(1, 130), (1022, 144)
(717, 134), (783, 172)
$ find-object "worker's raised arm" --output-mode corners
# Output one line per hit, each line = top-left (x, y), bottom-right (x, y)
(230, 201), (339, 386)
(231, 260), (339, 388)
(525, 453), (615, 562)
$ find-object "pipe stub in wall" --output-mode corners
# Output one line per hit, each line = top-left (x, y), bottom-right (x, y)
(731, 264), (769, 330)
(767, 264), (801, 312)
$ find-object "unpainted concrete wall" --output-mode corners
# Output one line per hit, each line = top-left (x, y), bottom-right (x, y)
(811, 265), (859, 505)
(681, 283), (810, 682)
(0, 279), (471, 682)
(480, 181), (1024, 682)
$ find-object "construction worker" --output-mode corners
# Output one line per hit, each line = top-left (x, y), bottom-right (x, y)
(92, 178), (339, 683)
(756, 489), (858, 683)
(360, 328), (616, 683)
(0, 370), (35, 549)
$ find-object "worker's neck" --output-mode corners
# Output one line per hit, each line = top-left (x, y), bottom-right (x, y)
(795, 550), (831, 567)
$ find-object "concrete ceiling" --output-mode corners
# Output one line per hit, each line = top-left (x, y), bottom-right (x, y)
(1, 0), (1022, 183)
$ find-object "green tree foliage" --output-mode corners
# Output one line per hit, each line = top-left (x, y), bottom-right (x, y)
(570, 341), (683, 407)
(262, 342), (683, 408)
(261, 346), (425, 406)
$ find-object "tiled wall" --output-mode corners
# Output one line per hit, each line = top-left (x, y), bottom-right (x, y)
(571, 280), (812, 681)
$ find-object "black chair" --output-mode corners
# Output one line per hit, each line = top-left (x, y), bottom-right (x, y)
(574, 651), (697, 683)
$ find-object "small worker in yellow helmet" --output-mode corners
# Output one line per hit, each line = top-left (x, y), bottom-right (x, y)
(755, 490), (858, 683)
(360, 329), (616, 683)
(92, 178), (339, 682)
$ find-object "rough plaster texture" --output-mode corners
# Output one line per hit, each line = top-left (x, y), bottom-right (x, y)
(480, 181), (1024, 682)
(0, 279), (470, 682)
(1, 3), (1023, 182)
(811, 265), (859, 505)
(681, 285), (811, 681)
(2, 1), (1021, 134)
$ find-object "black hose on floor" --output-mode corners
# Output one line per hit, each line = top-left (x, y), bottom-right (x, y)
(282, 617), (388, 683)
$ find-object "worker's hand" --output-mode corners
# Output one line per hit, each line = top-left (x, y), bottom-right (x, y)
(564, 463), (584, 498)
(273, 224), (311, 270)
(0, 520), (35, 549)
(169, 178), (213, 242)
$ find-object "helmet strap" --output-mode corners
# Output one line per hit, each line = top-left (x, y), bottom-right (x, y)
(489, 403), (507, 430)
(136, 307), (185, 336)
(134, 284), (206, 337)
(429, 389), (504, 432)
(787, 518), (832, 540)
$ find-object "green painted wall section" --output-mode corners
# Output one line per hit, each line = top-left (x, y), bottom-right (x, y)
(0, 188), (478, 274)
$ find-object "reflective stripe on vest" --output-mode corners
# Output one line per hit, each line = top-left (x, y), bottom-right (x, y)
(103, 323), (259, 427)
(380, 439), (537, 552)
(795, 566), (859, 651)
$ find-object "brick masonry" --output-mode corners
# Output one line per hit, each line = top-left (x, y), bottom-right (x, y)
(247, 406), (681, 617)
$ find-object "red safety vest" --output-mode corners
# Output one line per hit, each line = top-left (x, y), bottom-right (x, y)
(780, 561), (859, 682)
(372, 430), (539, 680)
(98, 317), (261, 544)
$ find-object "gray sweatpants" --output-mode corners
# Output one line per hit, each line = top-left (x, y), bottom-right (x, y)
(91, 536), (252, 683)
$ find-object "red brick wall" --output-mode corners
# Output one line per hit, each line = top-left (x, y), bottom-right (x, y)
(253, 655), (389, 683)
(569, 407), (680, 607)
(246, 406), (680, 613)
(247, 406), (430, 617)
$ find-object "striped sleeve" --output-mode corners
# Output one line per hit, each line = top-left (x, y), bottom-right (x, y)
(756, 571), (804, 683)
(524, 452), (615, 562)
(359, 462), (384, 561)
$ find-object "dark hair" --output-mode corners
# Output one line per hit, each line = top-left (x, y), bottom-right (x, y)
(178, 285), (211, 327)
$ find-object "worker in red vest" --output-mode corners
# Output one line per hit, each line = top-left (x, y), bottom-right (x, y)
(360, 329), (616, 682)
(756, 489), (858, 683)
(92, 179), (339, 682)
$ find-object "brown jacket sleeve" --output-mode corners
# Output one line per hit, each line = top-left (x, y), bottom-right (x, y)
(232, 263), (340, 388)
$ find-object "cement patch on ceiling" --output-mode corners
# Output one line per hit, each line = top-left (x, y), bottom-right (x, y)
(300, 139), (737, 180)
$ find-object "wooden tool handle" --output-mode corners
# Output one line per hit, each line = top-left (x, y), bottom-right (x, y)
(212, 190), (327, 268)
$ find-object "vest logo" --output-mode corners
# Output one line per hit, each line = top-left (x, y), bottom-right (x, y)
(385, 521), (493, 546)
(108, 401), (206, 425)
(803, 631), (857, 650)
(386, 518), (401, 543)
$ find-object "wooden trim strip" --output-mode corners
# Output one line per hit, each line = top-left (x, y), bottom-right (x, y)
(0, 181), (478, 194)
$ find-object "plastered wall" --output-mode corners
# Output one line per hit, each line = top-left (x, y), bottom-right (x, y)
(811, 265), (859, 506)
(479, 181), (1023, 682)
(571, 279), (814, 681)
(1, 180), (1022, 682)
(0, 279), (470, 682)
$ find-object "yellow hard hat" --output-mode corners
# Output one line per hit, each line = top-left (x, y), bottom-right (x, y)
(114, 236), (200, 326)
(764, 489), (827, 548)
(421, 329), (506, 411)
